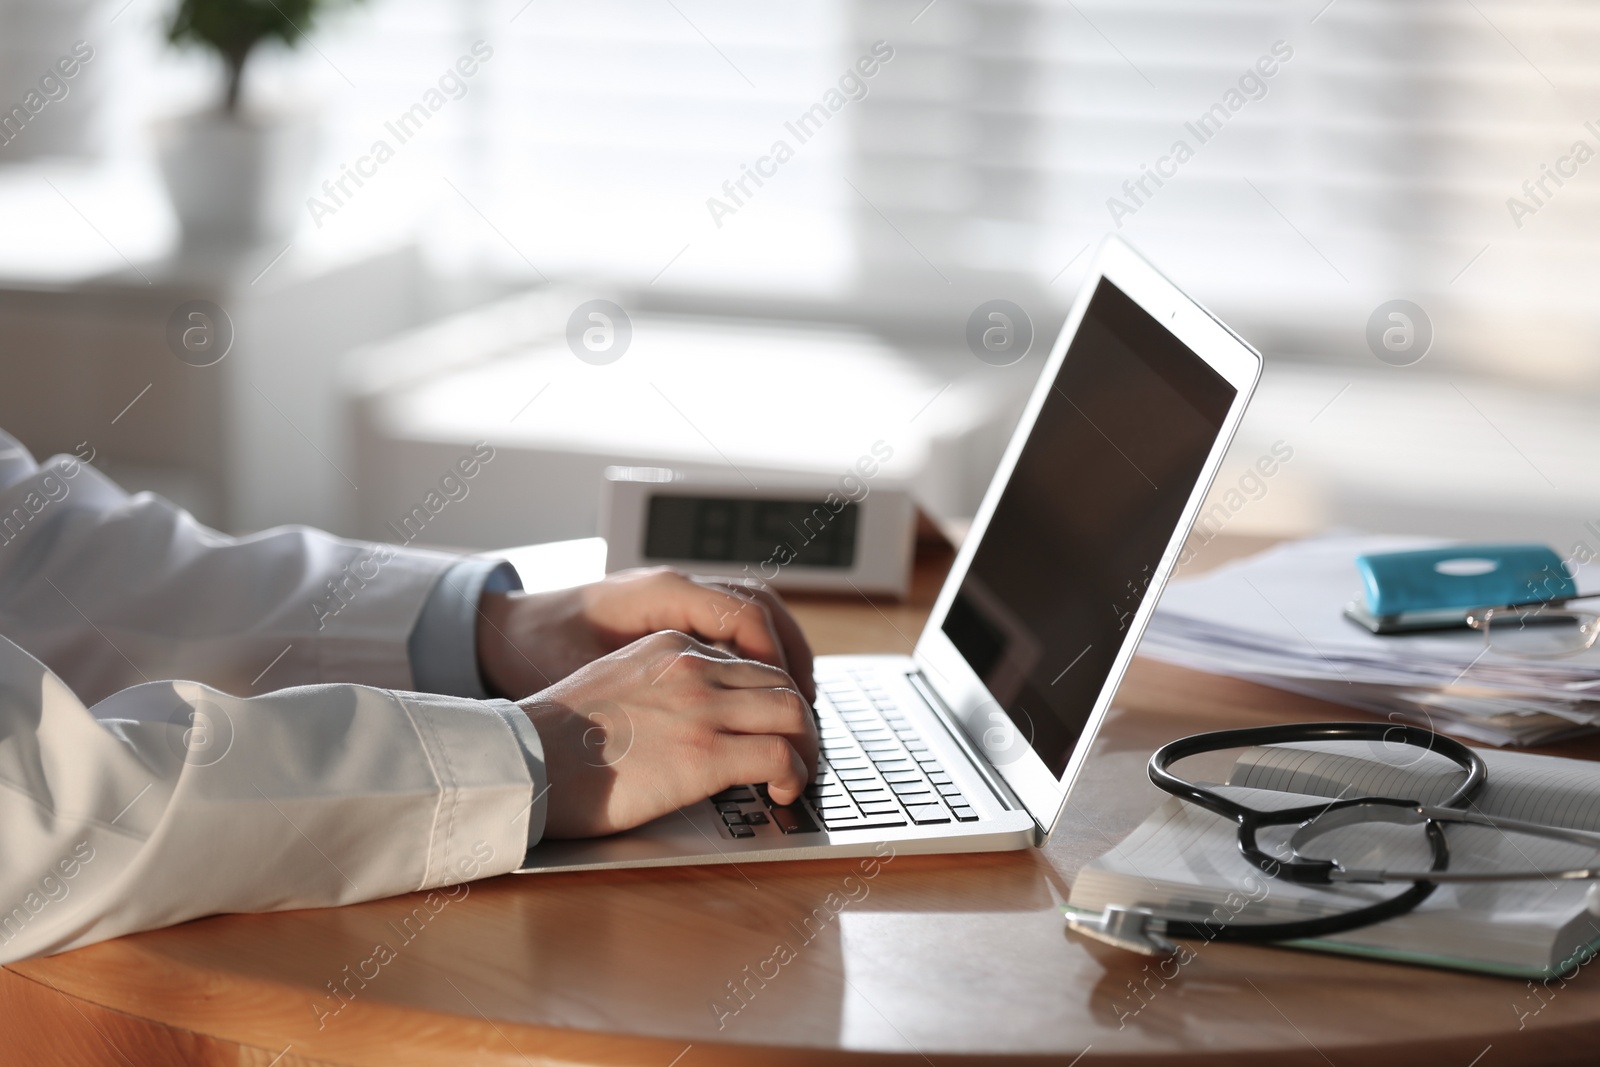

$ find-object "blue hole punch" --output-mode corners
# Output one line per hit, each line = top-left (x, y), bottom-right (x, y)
(1344, 543), (1577, 634)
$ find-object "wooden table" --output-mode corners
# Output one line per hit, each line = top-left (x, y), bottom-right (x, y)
(8, 536), (1600, 1066)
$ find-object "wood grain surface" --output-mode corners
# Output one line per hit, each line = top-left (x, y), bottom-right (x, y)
(7, 535), (1600, 1066)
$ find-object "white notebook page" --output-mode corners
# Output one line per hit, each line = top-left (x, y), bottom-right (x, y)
(1228, 741), (1600, 833)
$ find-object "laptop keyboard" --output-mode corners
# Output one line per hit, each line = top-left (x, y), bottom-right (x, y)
(710, 669), (981, 837)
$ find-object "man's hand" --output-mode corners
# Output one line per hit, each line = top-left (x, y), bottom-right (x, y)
(519, 631), (817, 839)
(477, 567), (815, 702)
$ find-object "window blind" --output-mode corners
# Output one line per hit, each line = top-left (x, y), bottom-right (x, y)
(847, 0), (1600, 372)
(96, 0), (1600, 373)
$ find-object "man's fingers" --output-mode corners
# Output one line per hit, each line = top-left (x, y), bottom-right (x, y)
(659, 635), (739, 662)
(712, 733), (809, 806)
(666, 579), (788, 674)
(645, 638), (806, 709)
(695, 653), (798, 692)
(697, 579), (816, 703)
(652, 645), (818, 770)
(710, 686), (818, 772)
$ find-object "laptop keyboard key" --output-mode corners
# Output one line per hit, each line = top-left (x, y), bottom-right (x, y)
(858, 799), (901, 814)
(906, 804), (951, 825)
(729, 823), (756, 838)
(871, 760), (916, 774)
(826, 816), (908, 830)
(937, 783), (965, 797)
(951, 806), (979, 822)
(769, 804), (821, 834)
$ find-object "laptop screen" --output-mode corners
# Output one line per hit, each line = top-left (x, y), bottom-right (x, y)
(941, 279), (1237, 777)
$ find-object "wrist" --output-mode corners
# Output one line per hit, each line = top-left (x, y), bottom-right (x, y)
(476, 589), (517, 698)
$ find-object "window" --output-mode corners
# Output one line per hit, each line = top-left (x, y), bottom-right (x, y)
(849, 0), (1600, 367)
(194, 0), (855, 295)
(82, 0), (1600, 370)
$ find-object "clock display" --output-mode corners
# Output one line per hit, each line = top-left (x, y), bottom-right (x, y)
(644, 495), (860, 569)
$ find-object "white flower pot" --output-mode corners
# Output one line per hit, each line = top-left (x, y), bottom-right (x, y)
(153, 109), (319, 247)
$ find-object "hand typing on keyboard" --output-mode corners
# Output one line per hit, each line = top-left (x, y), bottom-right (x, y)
(518, 630), (818, 838)
(713, 671), (983, 839)
(478, 567), (815, 703)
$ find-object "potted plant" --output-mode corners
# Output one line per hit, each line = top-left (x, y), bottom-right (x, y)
(155, 0), (359, 246)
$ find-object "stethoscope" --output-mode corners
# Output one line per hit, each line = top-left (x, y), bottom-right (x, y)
(1065, 722), (1600, 956)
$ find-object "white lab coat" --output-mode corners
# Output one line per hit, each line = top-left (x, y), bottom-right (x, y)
(0, 434), (540, 964)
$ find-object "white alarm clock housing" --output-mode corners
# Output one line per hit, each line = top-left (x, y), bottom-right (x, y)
(601, 465), (916, 598)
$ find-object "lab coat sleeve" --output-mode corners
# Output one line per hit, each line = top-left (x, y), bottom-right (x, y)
(409, 558), (523, 699)
(0, 432), (484, 705)
(0, 635), (543, 965)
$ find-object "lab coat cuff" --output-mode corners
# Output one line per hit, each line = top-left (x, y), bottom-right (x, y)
(486, 699), (548, 851)
(407, 558), (523, 699)
(391, 691), (542, 886)
(312, 547), (468, 691)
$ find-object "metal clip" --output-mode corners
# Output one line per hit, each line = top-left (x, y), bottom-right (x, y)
(1063, 904), (1178, 956)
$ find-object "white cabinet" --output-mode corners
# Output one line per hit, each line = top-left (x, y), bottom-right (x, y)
(0, 214), (425, 535)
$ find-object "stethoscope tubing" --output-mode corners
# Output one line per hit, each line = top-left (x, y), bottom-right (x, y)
(1139, 722), (1488, 944)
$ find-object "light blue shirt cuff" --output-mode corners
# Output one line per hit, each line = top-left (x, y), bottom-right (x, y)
(486, 698), (548, 851)
(407, 557), (522, 700)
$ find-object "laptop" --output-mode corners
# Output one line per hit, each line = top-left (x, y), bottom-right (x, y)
(516, 236), (1263, 873)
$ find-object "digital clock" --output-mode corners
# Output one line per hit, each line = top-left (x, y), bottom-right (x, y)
(601, 465), (916, 598)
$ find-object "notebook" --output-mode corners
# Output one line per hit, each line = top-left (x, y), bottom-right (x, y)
(1063, 741), (1600, 978)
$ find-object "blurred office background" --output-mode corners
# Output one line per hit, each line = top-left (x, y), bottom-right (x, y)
(2, 0), (1599, 557)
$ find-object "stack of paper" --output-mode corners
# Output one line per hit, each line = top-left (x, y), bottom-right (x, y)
(1141, 535), (1600, 746)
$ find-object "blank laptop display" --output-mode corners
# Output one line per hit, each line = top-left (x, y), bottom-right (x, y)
(941, 278), (1239, 776)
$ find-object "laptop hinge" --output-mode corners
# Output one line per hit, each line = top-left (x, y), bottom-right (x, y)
(906, 669), (1032, 822)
